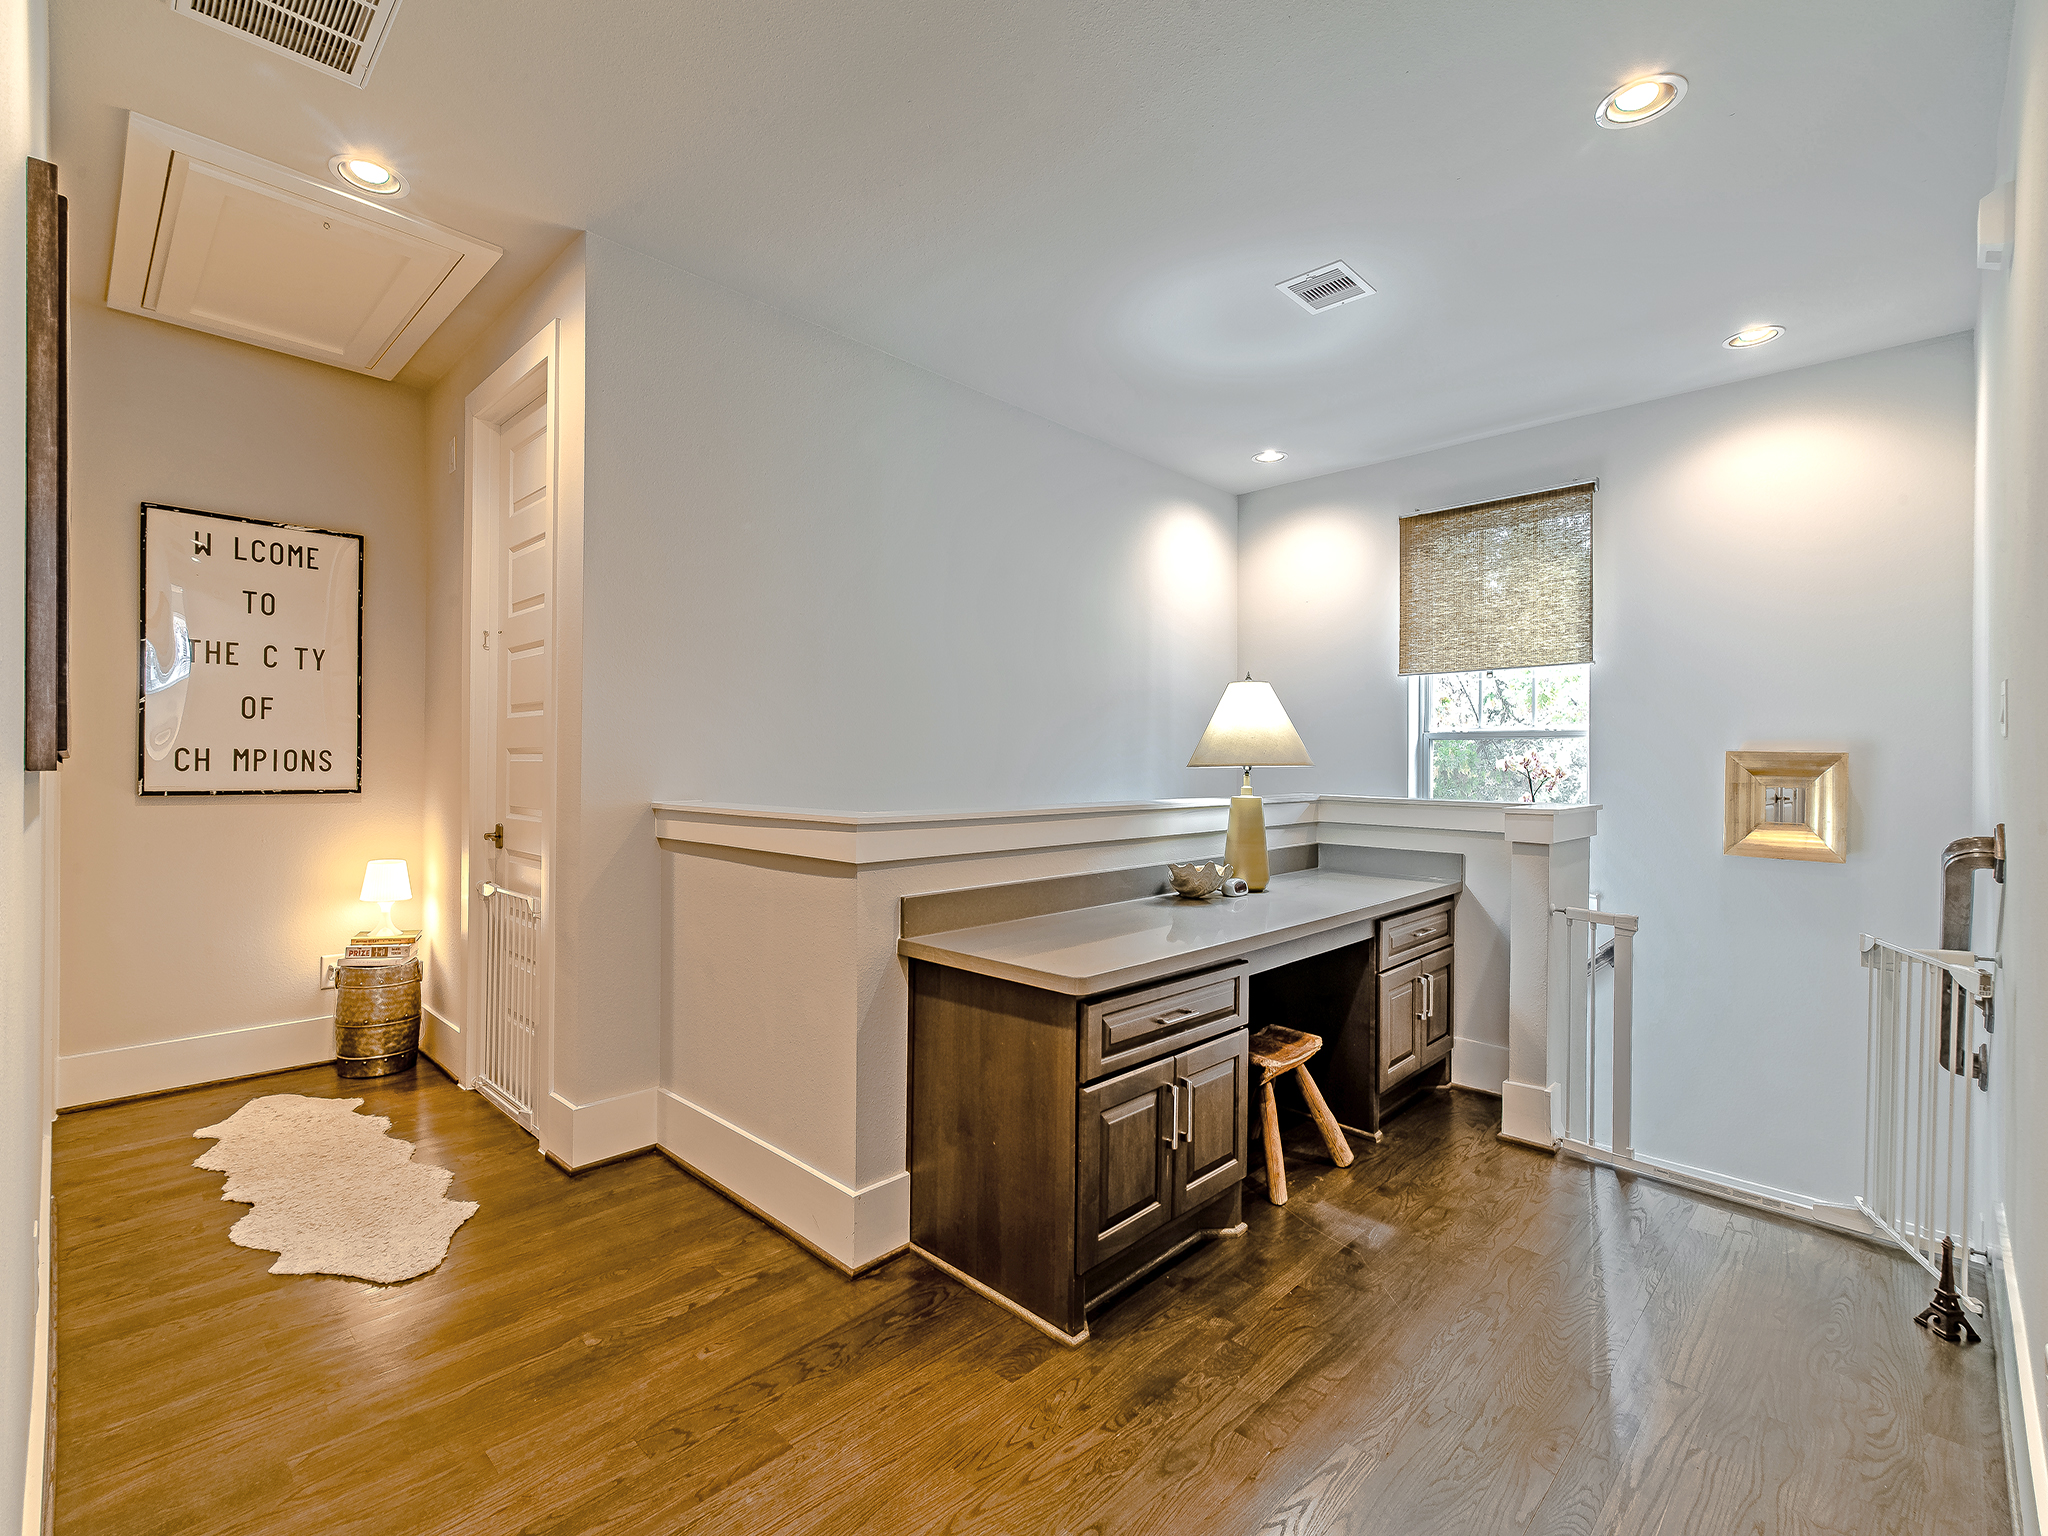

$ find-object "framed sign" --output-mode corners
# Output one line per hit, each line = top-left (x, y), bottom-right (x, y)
(138, 504), (363, 796)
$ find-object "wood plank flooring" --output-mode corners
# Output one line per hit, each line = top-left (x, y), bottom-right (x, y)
(52, 1062), (2010, 1535)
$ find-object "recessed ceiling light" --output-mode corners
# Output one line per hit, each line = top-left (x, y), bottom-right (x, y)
(1724, 324), (1784, 349)
(331, 156), (407, 197)
(1595, 73), (1687, 129)
(1253, 449), (1287, 463)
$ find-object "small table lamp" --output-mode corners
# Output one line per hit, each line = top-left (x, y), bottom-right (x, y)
(1187, 677), (1313, 891)
(360, 859), (412, 937)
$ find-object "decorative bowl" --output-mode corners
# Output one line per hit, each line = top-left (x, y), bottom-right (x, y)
(1167, 861), (1234, 899)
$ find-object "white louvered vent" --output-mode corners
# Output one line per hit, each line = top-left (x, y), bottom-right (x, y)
(165, 0), (404, 87)
(1278, 261), (1376, 313)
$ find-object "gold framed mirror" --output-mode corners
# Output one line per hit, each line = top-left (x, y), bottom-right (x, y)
(1724, 750), (1849, 862)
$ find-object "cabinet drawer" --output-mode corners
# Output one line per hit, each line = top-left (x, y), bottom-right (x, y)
(1081, 963), (1248, 1081)
(1379, 901), (1452, 970)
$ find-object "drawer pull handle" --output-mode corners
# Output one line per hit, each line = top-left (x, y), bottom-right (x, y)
(1153, 1007), (1198, 1025)
(1408, 926), (1437, 940)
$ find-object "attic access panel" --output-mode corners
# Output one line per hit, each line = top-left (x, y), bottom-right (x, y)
(108, 115), (500, 380)
(145, 154), (458, 372)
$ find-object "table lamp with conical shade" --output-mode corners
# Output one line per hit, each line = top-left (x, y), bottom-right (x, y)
(1187, 677), (1313, 891)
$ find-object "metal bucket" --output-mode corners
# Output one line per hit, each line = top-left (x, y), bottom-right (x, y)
(335, 958), (421, 1078)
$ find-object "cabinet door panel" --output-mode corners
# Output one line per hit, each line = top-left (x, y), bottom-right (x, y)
(1077, 1058), (1176, 1270)
(1176, 1029), (1249, 1211)
(1379, 958), (1423, 1090)
(1421, 951), (1453, 1053)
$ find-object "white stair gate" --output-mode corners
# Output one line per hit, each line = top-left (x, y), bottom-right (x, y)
(476, 882), (541, 1131)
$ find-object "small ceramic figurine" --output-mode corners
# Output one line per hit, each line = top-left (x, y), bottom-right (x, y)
(1166, 861), (1233, 899)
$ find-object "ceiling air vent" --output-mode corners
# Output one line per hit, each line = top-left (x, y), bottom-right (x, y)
(165, 0), (404, 88)
(1278, 261), (1376, 313)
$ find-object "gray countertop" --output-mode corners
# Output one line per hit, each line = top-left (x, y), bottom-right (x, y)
(898, 867), (1461, 996)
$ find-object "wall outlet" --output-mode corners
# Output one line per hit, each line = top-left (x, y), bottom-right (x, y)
(320, 954), (343, 990)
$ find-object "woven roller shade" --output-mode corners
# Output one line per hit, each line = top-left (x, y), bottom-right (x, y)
(1399, 482), (1594, 676)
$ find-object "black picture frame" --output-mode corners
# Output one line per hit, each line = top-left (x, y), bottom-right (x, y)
(136, 503), (365, 797)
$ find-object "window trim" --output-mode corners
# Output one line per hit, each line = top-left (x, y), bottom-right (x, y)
(1409, 670), (1591, 802)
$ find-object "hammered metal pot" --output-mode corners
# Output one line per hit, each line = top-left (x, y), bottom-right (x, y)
(335, 958), (421, 1078)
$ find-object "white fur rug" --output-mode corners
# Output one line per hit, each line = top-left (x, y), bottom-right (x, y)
(193, 1094), (478, 1284)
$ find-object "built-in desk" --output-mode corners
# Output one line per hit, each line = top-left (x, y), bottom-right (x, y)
(900, 868), (1461, 994)
(901, 867), (1462, 1342)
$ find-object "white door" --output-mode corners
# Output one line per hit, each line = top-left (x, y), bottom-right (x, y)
(476, 395), (551, 1130)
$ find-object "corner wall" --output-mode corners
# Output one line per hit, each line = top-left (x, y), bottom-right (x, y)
(2, 1), (50, 1525)
(1240, 334), (1977, 1209)
(1978, 0), (2048, 1521)
(50, 82), (430, 1106)
(419, 237), (586, 1096)
(579, 234), (1238, 1127)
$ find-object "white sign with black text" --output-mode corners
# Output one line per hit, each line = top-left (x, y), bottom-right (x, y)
(138, 504), (363, 795)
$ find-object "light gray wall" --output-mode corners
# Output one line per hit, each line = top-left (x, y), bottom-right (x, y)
(575, 234), (1239, 1107)
(1240, 334), (1977, 1206)
(2, 0), (48, 1520)
(420, 237), (585, 1081)
(1978, 0), (2048, 1516)
(52, 64), (429, 1079)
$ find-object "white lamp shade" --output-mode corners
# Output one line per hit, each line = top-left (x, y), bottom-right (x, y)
(1187, 680), (1313, 768)
(359, 859), (412, 904)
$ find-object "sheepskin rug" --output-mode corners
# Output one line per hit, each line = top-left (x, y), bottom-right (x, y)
(193, 1094), (478, 1284)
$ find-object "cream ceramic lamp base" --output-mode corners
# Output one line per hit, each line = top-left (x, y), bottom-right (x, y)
(1226, 779), (1271, 891)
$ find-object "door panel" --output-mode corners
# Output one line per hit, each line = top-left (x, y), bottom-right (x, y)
(1420, 951), (1453, 1053)
(1077, 1058), (1176, 1270)
(493, 398), (549, 899)
(1176, 1029), (1249, 1211)
(1379, 958), (1423, 1090)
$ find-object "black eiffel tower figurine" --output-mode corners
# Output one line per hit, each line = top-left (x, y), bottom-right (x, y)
(1915, 1235), (1981, 1345)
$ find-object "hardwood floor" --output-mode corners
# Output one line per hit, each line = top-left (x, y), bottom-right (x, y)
(52, 1062), (2009, 1535)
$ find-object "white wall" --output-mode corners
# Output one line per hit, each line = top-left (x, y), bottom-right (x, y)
(51, 86), (429, 1105)
(1241, 334), (1977, 1208)
(1, 0), (49, 1525)
(419, 237), (585, 1088)
(578, 235), (1238, 1113)
(1978, 0), (2048, 1521)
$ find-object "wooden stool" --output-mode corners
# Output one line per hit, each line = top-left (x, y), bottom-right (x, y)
(1249, 1026), (1354, 1205)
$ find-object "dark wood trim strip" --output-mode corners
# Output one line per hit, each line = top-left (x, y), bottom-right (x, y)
(25, 157), (63, 771)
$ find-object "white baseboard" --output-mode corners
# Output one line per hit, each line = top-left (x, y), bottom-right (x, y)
(1999, 1204), (2047, 1536)
(1498, 1078), (1554, 1147)
(419, 1008), (461, 1077)
(1558, 1140), (1876, 1239)
(20, 1127), (50, 1536)
(656, 1089), (908, 1272)
(56, 1015), (333, 1109)
(545, 1087), (657, 1170)
(1450, 1036), (1507, 1095)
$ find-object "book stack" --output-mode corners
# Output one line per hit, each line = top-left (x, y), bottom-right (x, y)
(343, 930), (422, 969)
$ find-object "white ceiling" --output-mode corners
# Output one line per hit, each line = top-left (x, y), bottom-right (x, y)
(56, 0), (2011, 492)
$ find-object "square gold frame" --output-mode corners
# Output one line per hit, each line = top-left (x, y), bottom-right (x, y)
(1724, 750), (1849, 863)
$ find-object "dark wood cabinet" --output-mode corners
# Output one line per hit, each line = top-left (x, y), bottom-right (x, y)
(911, 960), (1250, 1342)
(1379, 957), (1426, 1090)
(1076, 1057), (1176, 1269)
(1176, 1030), (1250, 1208)
(909, 890), (1453, 1340)
(1251, 897), (1455, 1138)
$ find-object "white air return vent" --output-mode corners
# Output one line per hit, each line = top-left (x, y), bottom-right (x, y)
(107, 114), (499, 380)
(164, 0), (403, 87)
(1278, 261), (1375, 313)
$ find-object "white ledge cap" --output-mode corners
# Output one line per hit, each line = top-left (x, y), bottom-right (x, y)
(652, 795), (1596, 866)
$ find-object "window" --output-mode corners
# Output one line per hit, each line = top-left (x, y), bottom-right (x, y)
(1412, 665), (1589, 803)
